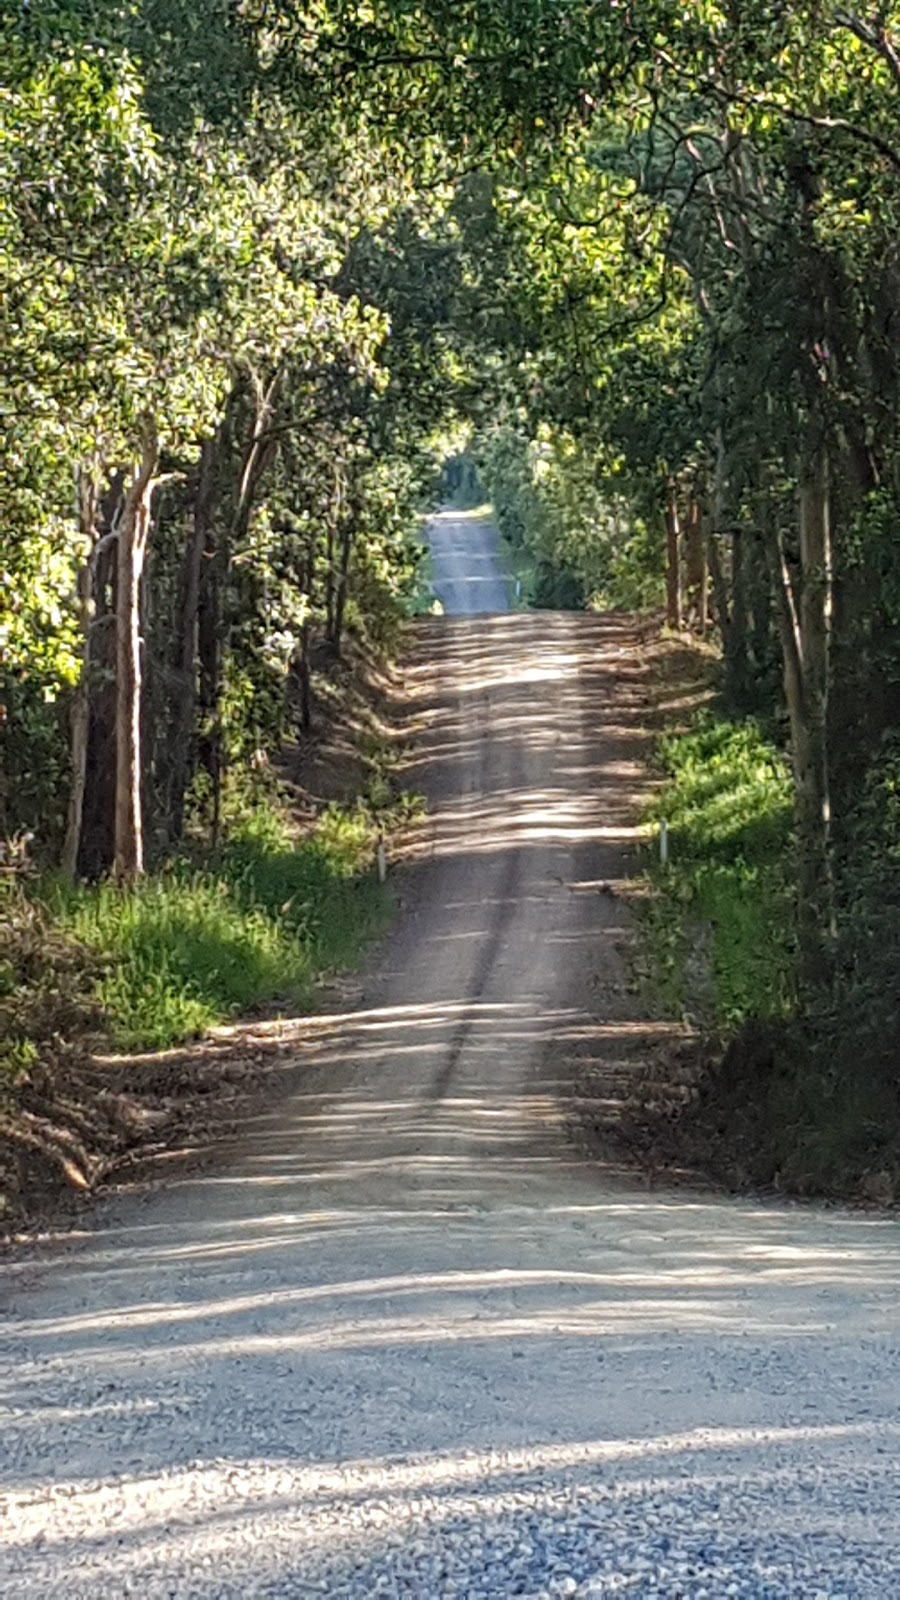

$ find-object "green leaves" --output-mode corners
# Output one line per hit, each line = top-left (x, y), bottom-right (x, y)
(642, 713), (795, 1031)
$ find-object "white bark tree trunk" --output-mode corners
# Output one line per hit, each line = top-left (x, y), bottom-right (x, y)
(771, 434), (835, 986)
(114, 426), (158, 883)
(665, 482), (682, 630)
(62, 468), (99, 879)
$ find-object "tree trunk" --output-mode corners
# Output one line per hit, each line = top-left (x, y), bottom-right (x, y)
(325, 460), (343, 647)
(707, 531), (730, 643)
(62, 470), (98, 878)
(325, 517), (336, 643)
(706, 433), (731, 649)
(333, 520), (354, 658)
(795, 433), (835, 982)
(196, 506), (223, 846)
(195, 372), (280, 847)
(74, 475), (123, 880)
(167, 434), (221, 843)
(733, 527), (756, 704)
(76, 556), (117, 879)
(114, 428), (158, 882)
(685, 497), (707, 635)
(665, 483), (682, 629)
(770, 436), (835, 988)
(298, 534), (315, 737)
(745, 545), (773, 709)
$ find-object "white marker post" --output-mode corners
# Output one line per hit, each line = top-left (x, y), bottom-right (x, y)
(376, 834), (387, 884)
(659, 818), (669, 870)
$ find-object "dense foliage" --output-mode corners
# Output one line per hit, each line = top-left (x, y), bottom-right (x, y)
(0, 4), (466, 874)
(478, 425), (665, 610)
(3, 2), (900, 1191)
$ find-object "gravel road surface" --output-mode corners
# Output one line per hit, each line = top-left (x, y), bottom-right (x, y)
(428, 507), (511, 613)
(2, 510), (900, 1597)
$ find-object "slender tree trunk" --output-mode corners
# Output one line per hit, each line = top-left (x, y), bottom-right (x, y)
(233, 371), (280, 546)
(298, 534), (315, 736)
(195, 372), (280, 846)
(77, 546), (118, 880)
(167, 434), (221, 843)
(795, 433), (835, 981)
(325, 518), (336, 643)
(325, 460), (344, 647)
(197, 514), (223, 847)
(706, 433), (731, 648)
(664, 483), (682, 629)
(707, 532), (729, 636)
(62, 469), (99, 878)
(685, 497), (707, 635)
(333, 520), (354, 658)
(726, 522), (751, 709)
(71, 474), (123, 880)
(114, 427), (158, 882)
(747, 535), (773, 687)
(769, 436), (835, 987)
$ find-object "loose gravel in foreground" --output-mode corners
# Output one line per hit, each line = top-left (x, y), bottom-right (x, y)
(4, 1163), (899, 1599)
(3, 1424), (899, 1595)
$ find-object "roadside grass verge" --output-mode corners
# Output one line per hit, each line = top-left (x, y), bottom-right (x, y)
(627, 664), (900, 1203)
(38, 803), (393, 1053)
(1, 642), (414, 1230)
(639, 714), (795, 1032)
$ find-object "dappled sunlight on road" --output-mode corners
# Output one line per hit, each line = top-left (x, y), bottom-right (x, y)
(3, 1414), (899, 1591)
(396, 612), (657, 871)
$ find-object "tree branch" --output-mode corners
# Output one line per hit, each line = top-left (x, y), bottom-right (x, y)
(835, 8), (900, 88)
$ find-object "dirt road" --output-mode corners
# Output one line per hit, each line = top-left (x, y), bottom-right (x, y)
(428, 506), (513, 613)
(2, 511), (900, 1596)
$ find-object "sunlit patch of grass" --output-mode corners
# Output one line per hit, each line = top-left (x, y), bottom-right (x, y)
(42, 803), (392, 1052)
(222, 804), (391, 976)
(47, 873), (310, 1051)
(639, 714), (795, 1030)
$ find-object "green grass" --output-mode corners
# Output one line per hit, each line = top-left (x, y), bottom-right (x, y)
(41, 804), (391, 1052)
(640, 714), (795, 1030)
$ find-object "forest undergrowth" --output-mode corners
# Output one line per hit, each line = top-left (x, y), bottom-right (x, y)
(0, 647), (410, 1239)
(629, 639), (900, 1206)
